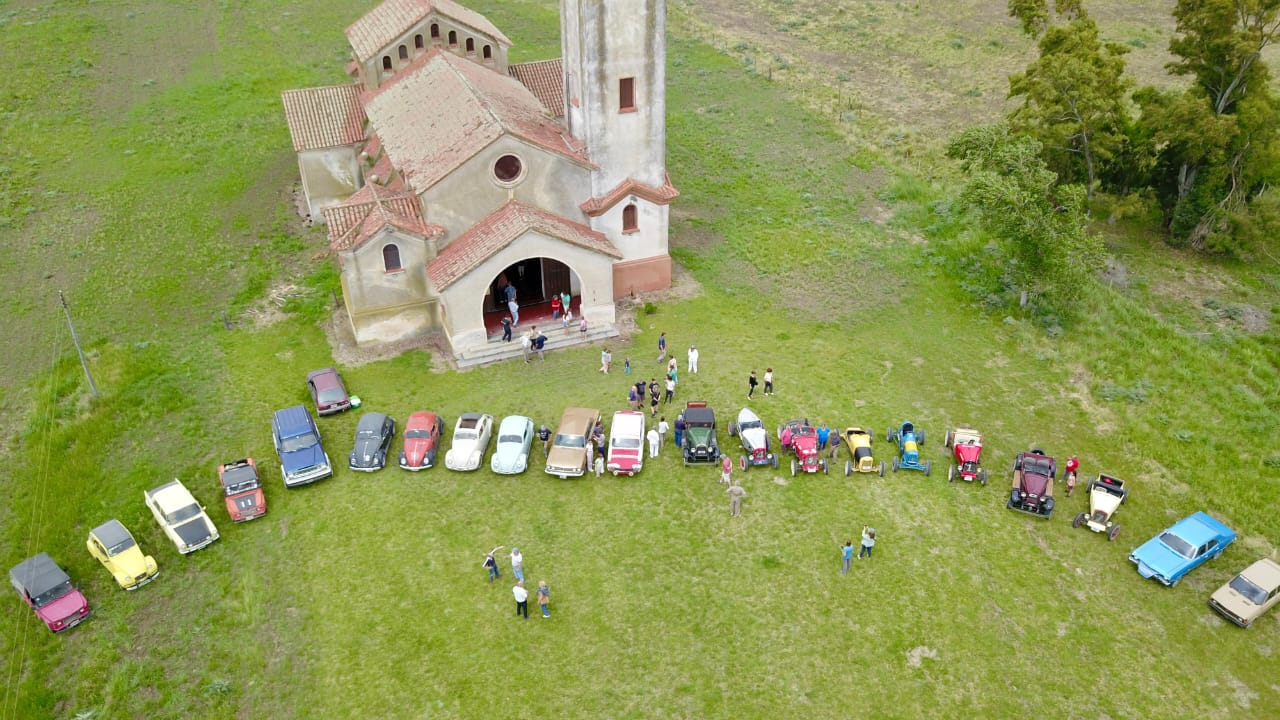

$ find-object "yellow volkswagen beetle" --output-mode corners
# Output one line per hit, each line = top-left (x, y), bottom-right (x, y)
(86, 519), (158, 590)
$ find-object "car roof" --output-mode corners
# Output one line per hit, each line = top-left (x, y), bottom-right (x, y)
(683, 407), (715, 424)
(90, 519), (132, 546)
(498, 415), (533, 433)
(1240, 558), (1280, 590)
(9, 553), (69, 596)
(274, 405), (316, 433)
(457, 413), (488, 428)
(1170, 512), (1234, 544)
(610, 411), (645, 434)
(406, 411), (438, 428)
(148, 479), (196, 506)
(306, 367), (340, 386)
(357, 412), (388, 431)
(558, 407), (599, 432)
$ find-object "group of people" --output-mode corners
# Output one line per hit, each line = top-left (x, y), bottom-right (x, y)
(839, 527), (878, 573)
(496, 289), (589, 350)
(483, 546), (552, 619)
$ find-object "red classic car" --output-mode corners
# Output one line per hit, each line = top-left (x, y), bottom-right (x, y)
(778, 419), (827, 476)
(400, 411), (444, 471)
(218, 458), (266, 522)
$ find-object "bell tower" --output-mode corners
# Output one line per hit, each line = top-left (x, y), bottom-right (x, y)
(561, 0), (675, 295)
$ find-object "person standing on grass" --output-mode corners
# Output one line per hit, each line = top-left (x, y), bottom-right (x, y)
(600, 348), (612, 374)
(828, 429), (841, 459)
(664, 375), (675, 404)
(647, 426), (660, 458)
(510, 547), (525, 582)
(841, 540), (854, 575)
(657, 332), (667, 362)
(513, 581), (529, 620)
(594, 454), (604, 477)
(720, 454), (733, 485)
(483, 546), (503, 584)
(657, 416), (669, 446)
(521, 330), (533, 363)
(586, 435), (594, 471)
(501, 315), (512, 342)
(727, 480), (746, 517)
(688, 345), (699, 374)
(624, 357), (631, 375)
(649, 386), (660, 418)
(747, 370), (759, 399)
(538, 424), (551, 455)
(628, 385), (639, 411)
(534, 327), (547, 361)
(763, 367), (774, 396)
(859, 527), (876, 560)
(537, 580), (551, 618)
(674, 413), (685, 447)
(817, 423), (831, 451)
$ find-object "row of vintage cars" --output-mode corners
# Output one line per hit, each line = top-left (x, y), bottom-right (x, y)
(10, 370), (1279, 631)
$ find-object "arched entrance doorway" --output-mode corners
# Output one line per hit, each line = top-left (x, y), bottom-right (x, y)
(485, 258), (580, 332)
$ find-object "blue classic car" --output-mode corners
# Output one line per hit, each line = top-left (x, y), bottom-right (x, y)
(1129, 512), (1236, 587)
(490, 415), (535, 475)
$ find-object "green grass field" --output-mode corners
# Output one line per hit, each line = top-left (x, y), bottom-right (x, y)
(2, 1), (1279, 718)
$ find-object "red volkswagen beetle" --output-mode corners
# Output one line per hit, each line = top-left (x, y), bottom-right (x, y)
(400, 411), (444, 471)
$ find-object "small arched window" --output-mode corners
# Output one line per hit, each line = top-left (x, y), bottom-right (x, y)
(398, 45), (408, 60)
(430, 23), (440, 40)
(448, 30), (457, 47)
(383, 244), (402, 272)
(622, 203), (639, 233)
(482, 45), (492, 60)
(465, 38), (475, 54)
(382, 56), (393, 72)
(414, 34), (424, 51)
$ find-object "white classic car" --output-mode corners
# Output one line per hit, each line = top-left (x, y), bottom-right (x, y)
(445, 413), (494, 471)
(144, 480), (219, 555)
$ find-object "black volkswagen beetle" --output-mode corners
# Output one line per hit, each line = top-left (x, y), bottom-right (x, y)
(349, 412), (396, 472)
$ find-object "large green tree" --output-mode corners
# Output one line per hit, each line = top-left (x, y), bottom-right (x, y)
(947, 124), (1107, 316)
(1141, 0), (1280, 250)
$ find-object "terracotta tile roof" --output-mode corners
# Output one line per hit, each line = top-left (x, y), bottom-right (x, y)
(346, 0), (512, 63)
(281, 84), (366, 151)
(508, 58), (563, 117)
(364, 49), (591, 192)
(323, 183), (444, 252)
(427, 201), (620, 290)
(580, 174), (680, 216)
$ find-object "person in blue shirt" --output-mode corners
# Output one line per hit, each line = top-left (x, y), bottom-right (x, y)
(841, 540), (854, 574)
(817, 423), (831, 450)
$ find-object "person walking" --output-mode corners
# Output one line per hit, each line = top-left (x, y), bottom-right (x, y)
(674, 413), (685, 447)
(510, 547), (525, 582)
(600, 348), (612, 374)
(534, 327), (547, 361)
(624, 357), (631, 375)
(649, 386), (660, 418)
(656, 332), (667, 362)
(664, 375), (675, 404)
(841, 540), (854, 575)
(657, 416), (669, 446)
(720, 454), (733, 485)
(501, 315), (512, 342)
(647, 426), (660, 458)
(727, 481), (747, 517)
(859, 527), (876, 560)
(747, 370), (759, 399)
(561, 291), (572, 316)
(763, 368), (774, 396)
(483, 546), (503, 584)
(538, 424), (551, 455)
(537, 580), (551, 618)
(513, 581), (529, 620)
(508, 298), (520, 328)
(521, 330), (533, 363)
(687, 345), (699, 374)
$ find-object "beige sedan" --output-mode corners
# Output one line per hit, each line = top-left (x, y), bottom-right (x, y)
(1209, 558), (1280, 628)
(545, 407), (600, 478)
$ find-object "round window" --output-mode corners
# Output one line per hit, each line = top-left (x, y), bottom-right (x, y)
(493, 154), (523, 183)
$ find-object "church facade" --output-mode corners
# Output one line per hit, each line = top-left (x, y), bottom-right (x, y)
(281, 0), (676, 353)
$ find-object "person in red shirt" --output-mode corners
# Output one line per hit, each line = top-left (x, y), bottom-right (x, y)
(550, 294), (562, 319)
(1065, 455), (1080, 496)
(721, 454), (733, 485)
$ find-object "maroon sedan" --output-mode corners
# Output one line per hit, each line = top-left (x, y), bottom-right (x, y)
(400, 411), (444, 471)
(306, 368), (351, 416)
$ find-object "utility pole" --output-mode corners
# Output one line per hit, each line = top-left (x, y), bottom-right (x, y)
(58, 290), (98, 398)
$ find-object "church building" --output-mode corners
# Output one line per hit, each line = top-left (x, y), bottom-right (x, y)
(281, 0), (677, 356)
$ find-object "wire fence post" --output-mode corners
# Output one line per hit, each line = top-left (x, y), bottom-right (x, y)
(58, 290), (98, 398)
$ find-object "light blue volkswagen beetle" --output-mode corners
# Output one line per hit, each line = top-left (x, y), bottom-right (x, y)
(491, 415), (535, 475)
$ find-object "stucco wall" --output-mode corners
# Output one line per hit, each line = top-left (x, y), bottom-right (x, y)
(591, 196), (668, 261)
(442, 230), (616, 351)
(418, 135), (593, 238)
(341, 226), (438, 315)
(299, 147), (362, 222)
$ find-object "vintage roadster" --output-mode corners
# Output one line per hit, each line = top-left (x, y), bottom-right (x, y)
(1072, 474), (1128, 540)
(841, 428), (884, 476)
(778, 419), (828, 476)
(729, 408), (778, 470)
(887, 421), (931, 475)
(1008, 449), (1055, 519)
(943, 427), (986, 485)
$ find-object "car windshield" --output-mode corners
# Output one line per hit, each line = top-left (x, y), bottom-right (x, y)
(166, 503), (202, 524)
(281, 432), (318, 453)
(32, 580), (73, 607)
(1159, 532), (1196, 559)
(225, 481), (256, 494)
(222, 465), (256, 485)
(555, 433), (586, 448)
(1228, 575), (1269, 605)
(740, 420), (762, 430)
(613, 437), (641, 449)
(455, 430), (476, 440)
(317, 387), (346, 403)
(405, 428), (431, 439)
(499, 434), (524, 444)
(106, 536), (136, 556)
(357, 428), (383, 438)
(1024, 458), (1052, 476)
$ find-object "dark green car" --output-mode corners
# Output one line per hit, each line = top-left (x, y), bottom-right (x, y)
(681, 401), (719, 464)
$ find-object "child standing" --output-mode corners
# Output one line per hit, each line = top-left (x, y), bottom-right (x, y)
(594, 454), (604, 477)
(720, 454), (733, 485)
(579, 316), (588, 335)
(537, 580), (551, 618)
(841, 540), (854, 575)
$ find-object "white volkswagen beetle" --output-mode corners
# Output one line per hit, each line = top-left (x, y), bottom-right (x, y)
(445, 413), (494, 471)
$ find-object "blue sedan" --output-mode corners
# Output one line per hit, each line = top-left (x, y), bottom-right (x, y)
(490, 415), (535, 475)
(1129, 512), (1236, 587)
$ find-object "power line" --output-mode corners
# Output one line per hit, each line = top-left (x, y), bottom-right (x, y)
(58, 290), (97, 398)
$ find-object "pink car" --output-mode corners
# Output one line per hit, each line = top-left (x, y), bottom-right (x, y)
(606, 411), (646, 476)
(10, 553), (91, 633)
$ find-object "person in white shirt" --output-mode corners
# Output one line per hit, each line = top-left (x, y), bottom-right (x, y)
(510, 548), (524, 582)
(512, 581), (529, 619)
(687, 345), (699, 374)
(657, 417), (670, 445)
(647, 427), (661, 458)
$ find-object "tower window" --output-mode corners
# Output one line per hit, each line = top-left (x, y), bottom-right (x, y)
(482, 45), (492, 60)
(383, 244), (402, 272)
(398, 45), (408, 60)
(619, 77), (636, 112)
(414, 34), (424, 51)
(382, 56), (393, 72)
(430, 24), (440, 41)
(448, 30), (458, 47)
(622, 203), (639, 233)
(464, 38), (474, 54)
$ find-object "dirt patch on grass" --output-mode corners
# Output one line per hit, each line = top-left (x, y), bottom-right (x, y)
(321, 307), (448, 372)
(905, 645), (937, 668)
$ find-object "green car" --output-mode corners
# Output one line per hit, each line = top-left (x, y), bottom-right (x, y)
(681, 401), (719, 464)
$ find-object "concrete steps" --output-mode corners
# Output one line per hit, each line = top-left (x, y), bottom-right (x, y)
(454, 324), (621, 370)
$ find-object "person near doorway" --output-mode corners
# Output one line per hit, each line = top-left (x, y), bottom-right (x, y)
(561, 291), (572, 317)
(501, 315), (512, 342)
(550, 294), (562, 319)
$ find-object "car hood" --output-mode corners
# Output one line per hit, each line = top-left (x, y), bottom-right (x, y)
(547, 446), (584, 468)
(1131, 539), (1191, 578)
(686, 427), (714, 444)
(954, 444), (982, 462)
(112, 547), (154, 578)
(608, 445), (642, 467)
(227, 490), (264, 517)
(402, 437), (436, 465)
(351, 437), (385, 465)
(282, 442), (326, 472)
(1022, 472), (1050, 495)
(742, 428), (769, 450)
(492, 444), (529, 469)
(174, 517), (215, 546)
(37, 590), (87, 622)
(1210, 584), (1262, 616)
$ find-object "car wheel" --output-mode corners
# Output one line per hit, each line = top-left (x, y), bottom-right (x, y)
(944, 430), (953, 448)
(877, 462), (884, 477)
(772, 455), (779, 469)
(845, 460), (852, 477)
(978, 468), (988, 485)
(821, 459), (828, 475)
(924, 460), (932, 476)
(886, 427), (895, 442)
(729, 422), (738, 437)
(1108, 525), (1120, 541)
(918, 429), (926, 446)
(1073, 512), (1086, 529)
(891, 457), (899, 472)
(740, 456), (747, 471)
(1170, 575), (1181, 588)
(789, 458), (798, 476)
(947, 465), (954, 482)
